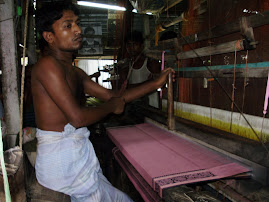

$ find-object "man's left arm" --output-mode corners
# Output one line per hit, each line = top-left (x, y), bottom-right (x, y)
(76, 66), (174, 104)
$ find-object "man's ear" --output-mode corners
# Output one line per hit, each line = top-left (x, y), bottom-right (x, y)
(42, 31), (54, 44)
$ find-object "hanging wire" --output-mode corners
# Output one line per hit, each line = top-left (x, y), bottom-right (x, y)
(230, 47), (237, 132)
(241, 50), (249, 114)
(176, 59), (180, 116)
(178, 30), (269, 154)
(208, 0), (213, 127)
(237, 50), (249, 135)
(19, 0), (30, 149)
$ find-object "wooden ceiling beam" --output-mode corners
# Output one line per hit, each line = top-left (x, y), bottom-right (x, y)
(162, 0), (184, 12)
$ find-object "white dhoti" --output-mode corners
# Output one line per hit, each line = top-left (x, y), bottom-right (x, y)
(35, 123), (132, 202)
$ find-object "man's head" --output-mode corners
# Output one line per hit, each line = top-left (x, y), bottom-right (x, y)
(83, 26), (95, 44)
(84, 26), (95, 35)
(125, 30), (144, 57)
(36, 2), (81, 52)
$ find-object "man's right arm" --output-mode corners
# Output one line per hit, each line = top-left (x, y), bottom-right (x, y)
(35, 57), (125, 128)
(121, 68), (175, 103)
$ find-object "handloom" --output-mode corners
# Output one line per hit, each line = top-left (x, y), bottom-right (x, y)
(107, 123), (250, 200)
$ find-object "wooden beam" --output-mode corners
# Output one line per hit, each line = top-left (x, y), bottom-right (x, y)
(178, 10), (269, 45)
(144, 49), (176, 61)
(177, 39), (244, 60)
(163, 0), (184, 12)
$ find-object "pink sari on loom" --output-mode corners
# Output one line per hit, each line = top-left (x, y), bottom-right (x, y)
(107, 123), (250, 199)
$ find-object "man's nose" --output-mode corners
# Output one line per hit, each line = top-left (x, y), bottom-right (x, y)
(74, 24), (82, 34)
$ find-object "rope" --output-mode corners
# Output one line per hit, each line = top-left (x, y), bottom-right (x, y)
(0, 120), (11, 202)
(237, 50), (248, 135)
(19, 0), (30, 149)
(208, 1), (212, 127)
(230, 46), (237, 132)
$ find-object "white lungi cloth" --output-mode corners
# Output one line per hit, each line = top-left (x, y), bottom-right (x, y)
(35, 123), (133, 202)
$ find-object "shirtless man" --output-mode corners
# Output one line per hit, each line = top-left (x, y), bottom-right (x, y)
(32, 2), (174, 201)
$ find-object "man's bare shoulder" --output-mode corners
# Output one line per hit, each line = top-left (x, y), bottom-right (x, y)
(33, 56), (64, 78)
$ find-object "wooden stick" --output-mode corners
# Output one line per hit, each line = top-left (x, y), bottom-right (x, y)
(167, 73), (175, 130)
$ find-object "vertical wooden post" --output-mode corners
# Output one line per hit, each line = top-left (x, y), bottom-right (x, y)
(0, 0), (20, 148)
(168, 73), (175, 130)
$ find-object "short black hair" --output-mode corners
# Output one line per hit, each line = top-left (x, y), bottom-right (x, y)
(125, 30), (144, 44)
(35, 2), (79, 52)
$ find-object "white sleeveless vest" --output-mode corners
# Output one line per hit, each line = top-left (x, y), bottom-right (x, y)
(128, 58), (151, 84)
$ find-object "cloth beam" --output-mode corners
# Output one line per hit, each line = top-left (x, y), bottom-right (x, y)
(107, 123), (250, 198)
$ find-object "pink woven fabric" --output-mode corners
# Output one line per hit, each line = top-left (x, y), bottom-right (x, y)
(113, 148), (162, 202)
(107, 123), (250, 198)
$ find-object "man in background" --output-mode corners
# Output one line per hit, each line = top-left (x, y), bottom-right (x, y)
(118, 30), (161, 123)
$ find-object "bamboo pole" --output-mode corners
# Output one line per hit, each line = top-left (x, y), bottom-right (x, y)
(19, 0), (30, 149)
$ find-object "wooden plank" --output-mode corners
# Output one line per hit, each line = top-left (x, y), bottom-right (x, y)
(177, 40), (244, 60)
(178, 10), (269, 45)
(177, 66), (269, 78)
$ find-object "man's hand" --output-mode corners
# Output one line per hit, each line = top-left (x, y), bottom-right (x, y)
(155, 68), (175, 88)
(109, 97), (125, 114)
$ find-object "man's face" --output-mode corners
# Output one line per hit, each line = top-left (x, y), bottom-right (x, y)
(85, 28), (95, 43)
(126, 40), (143, 57)
(51, 10), (82, 52)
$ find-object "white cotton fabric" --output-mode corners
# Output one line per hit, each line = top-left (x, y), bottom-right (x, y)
(35, 123), (133, 202)
(128, 58), (151, 84)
